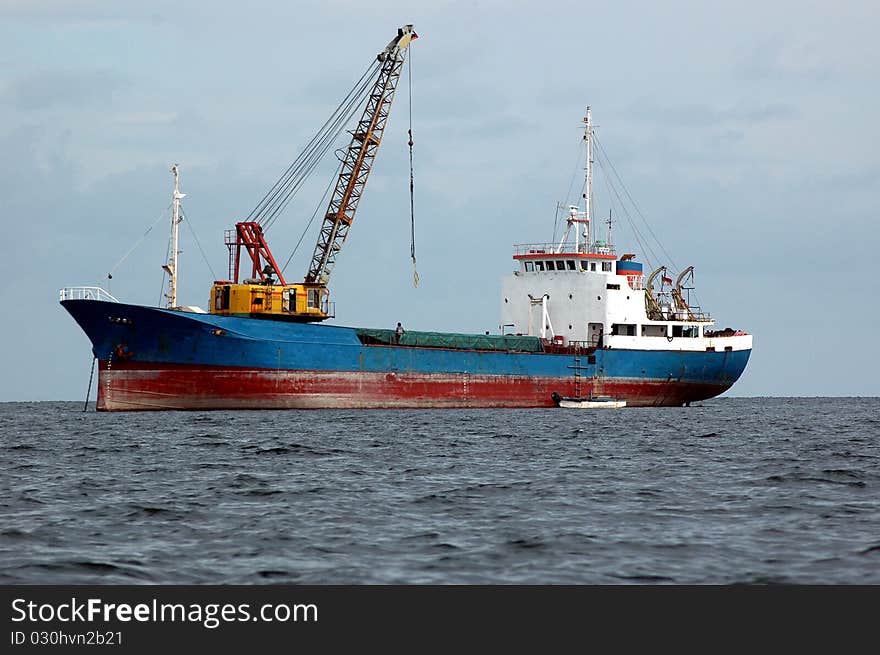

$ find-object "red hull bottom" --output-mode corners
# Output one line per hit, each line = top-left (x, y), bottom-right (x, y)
(95, 362), (731, 411)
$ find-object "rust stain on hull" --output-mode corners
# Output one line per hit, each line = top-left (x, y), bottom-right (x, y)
(96, 362), (731, 411)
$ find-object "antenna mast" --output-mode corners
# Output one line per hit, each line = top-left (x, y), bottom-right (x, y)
(163, 164), (186, 308)
(583, 106), (593, 251)
(606, 209), (613, 249)
(556, 108), (594, 254)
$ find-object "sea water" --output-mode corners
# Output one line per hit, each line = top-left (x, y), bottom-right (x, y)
(1, 398), (878, 584)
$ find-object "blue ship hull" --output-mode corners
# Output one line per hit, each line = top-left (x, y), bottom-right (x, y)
(62, 299), (751, 410)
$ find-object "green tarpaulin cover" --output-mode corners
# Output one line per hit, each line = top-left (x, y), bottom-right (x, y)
(356, 328), (544, 353)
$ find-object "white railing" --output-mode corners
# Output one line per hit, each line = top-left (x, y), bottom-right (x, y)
(513, 243), (556, 255)
(513, 242), (617, 256)
(59, 287), (119, 303)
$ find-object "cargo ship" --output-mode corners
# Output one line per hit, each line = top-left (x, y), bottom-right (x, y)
(60, 25), (751, 410)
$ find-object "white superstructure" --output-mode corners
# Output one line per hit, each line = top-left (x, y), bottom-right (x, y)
(498, 108), (752, 356)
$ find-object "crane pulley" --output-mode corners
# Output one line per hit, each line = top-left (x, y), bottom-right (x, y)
(210, 25), (417, 321)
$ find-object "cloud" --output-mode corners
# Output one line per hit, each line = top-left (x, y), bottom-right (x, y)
(111, 111), (179, 126)
(0, 0), (142, 25)
(623, 100), (800, 128)
(4, 69), (126, 111)
(736, 35), (837, 83)
(2, 0), (879, 398)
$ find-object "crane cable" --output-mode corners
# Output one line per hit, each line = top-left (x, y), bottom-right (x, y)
(280, 158), (342, 276)
(259, 71), (375, 230)
(254, 60), (376, 225)
(248, 60), (380, 231)
(407, 46), (419, 288)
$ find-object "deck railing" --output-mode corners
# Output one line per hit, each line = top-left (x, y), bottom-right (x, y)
(513, 242), (616, 256)
(59, 287), (120, 303)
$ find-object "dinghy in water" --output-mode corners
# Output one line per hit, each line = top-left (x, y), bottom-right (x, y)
(551, 392), (626, 409)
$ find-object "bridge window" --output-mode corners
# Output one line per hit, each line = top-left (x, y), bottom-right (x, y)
(524, 261), (534, 272)
(602, 262), (612, 272)
(555, 260), (565, 270)
(642, 325), (667, 337)
(535, 261), (545, 271)
(591, 262), (597, 271)
(611, 323), (636, 336)
(546, 261), (555, 271)
(580, 260), (589, 271)
(566, 260), (575, 270)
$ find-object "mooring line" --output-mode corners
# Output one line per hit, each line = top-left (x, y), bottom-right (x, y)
(83, 356), (97, 412)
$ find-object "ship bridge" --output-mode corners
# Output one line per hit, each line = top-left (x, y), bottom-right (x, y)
(512, 243), (645, 290)
(502, 237), (650, 346)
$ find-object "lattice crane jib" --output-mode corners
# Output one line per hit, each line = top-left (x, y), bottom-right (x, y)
(305, 25), (417, 285)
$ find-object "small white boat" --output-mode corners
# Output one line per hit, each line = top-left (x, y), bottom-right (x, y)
(551, 392), (626, 409)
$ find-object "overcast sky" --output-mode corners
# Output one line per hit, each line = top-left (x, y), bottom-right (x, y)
(1, 0), (878, 400)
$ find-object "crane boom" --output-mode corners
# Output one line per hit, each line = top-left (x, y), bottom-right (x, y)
(305, 25), (416, 285)
(210, 25), (417, 322)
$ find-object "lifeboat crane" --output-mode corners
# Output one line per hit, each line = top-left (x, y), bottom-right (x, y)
(210, 25), (417, 320)
(672, 266), (696, 321)
(644, 265), (667, 320)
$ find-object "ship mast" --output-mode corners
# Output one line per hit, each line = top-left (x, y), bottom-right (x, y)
(606, 209), (613, 249)
(583, 106), (593, 252)
(557, 107), (593, 254)
(163, 164), (186, 308)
